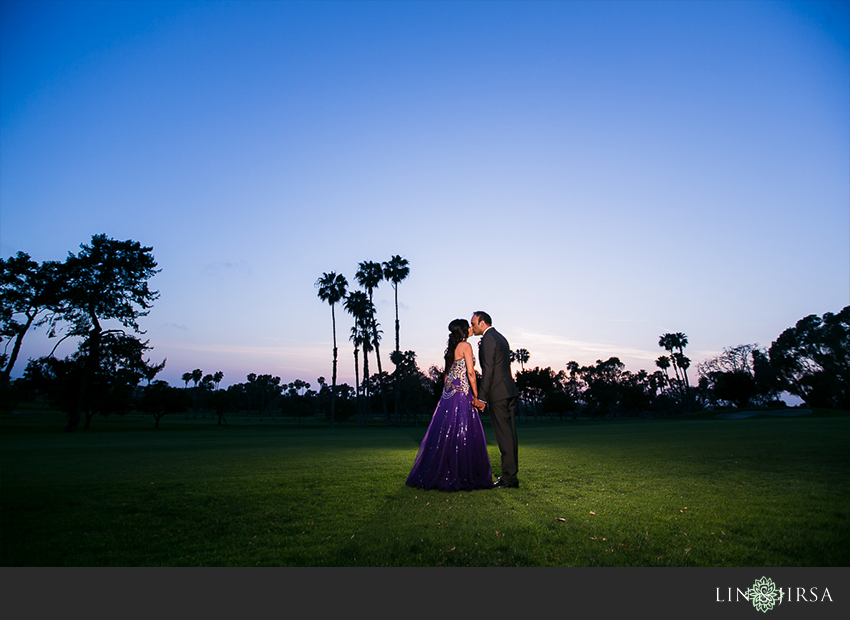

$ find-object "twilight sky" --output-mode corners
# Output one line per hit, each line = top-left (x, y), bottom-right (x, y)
(2, 0), (848, 390)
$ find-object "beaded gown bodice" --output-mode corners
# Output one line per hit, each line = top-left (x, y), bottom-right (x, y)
(442, 355), (474, 399)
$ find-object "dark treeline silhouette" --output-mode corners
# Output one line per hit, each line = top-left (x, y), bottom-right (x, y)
(3, 238), (847, 429)
(130, 358), (437, 429)
(504, 308), (849, 419)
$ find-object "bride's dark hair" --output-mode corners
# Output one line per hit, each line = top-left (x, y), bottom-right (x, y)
(444, 318), (470, 371)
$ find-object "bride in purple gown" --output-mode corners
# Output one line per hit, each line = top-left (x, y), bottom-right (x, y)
(406, 319), (494, 491)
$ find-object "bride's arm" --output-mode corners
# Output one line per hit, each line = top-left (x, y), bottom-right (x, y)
(460, 342), (479, 401)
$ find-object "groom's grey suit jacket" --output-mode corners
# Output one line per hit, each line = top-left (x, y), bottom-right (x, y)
(479, 327), (518, 403)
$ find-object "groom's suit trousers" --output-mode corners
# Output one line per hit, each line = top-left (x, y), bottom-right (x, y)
(488, 396), (518, 483)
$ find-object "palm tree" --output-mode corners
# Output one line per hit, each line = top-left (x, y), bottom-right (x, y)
(316, 271), (348, 428)
(181, 372), (192, 389)
(659, 332), (691, 407)
(213, 371), (224, 391)
(358, 308), (375, 397)
(658, 335), (681, 385)
(382, 255), (409, 426)
(655, 355), (672, 390)
(348, 325), (370, 427)
(673, 351), (691, 391)
(345, 308), (373, 429)
(344, 290), (370, 396)
(355, 261), (384, 375)
(669, 332), (691, 391)
(188, 368), (203, 415)
(382, 255), (410, 353)
(349, 324), (363, 398)
(511, 348), (530, 371)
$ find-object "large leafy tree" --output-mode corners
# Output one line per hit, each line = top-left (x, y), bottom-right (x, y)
(696, 344), (779, 408)
(139, 380), (192, 429)
(0, 252), (62, 383)
(389, 350), (432, 426)
(569, 357), (659, 417)
(24, 332), (163, 429)
(579, 357), (627, 416)
(382, 255), (409, 353)
(769, 306), (849, 410)
(315, 271), (348, 428)
(515, 365), (554, 420)
(52, 234), (160, 432)
(710, 370), (757, 408)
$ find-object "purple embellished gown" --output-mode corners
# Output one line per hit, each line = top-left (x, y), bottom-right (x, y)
(406, 356), (493, 491)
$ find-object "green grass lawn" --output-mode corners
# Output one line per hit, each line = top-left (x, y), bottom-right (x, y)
(1, 410), (848, 566)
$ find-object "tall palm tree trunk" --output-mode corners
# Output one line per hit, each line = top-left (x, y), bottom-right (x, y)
(353, 348), (360, 400)
(392, 285), (401, 425)
(330, 305), (338, 429)
(394, 286), (400, 353)
(362, 345), (369, 397)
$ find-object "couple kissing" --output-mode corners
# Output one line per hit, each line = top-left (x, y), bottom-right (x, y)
(406, 311), (519, 491)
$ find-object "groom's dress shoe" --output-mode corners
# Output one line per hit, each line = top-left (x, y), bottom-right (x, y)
(493, 478), (519, 489)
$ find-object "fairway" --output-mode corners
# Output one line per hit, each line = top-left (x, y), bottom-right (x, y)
(1, 411), (848, 567)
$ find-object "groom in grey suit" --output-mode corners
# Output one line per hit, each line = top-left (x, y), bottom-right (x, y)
(471, 311), (519, 488)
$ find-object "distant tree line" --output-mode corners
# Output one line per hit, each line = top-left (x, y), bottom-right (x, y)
(505, 309), (849, 419)
(3, 236), (847, 431)
(163, 352), (439, 430)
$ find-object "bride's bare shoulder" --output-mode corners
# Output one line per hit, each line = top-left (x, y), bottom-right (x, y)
(455, 341), (473, 357)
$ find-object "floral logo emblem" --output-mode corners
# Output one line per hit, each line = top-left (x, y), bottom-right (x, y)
(746, 577), (784, 613)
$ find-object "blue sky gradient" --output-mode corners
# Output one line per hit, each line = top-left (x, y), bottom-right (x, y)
(2, 0), (848, 389)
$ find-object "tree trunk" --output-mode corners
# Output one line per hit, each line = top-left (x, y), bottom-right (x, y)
(394, 286), (400, 353)
(353, 348), (364, 428)
(330, 306), (337, 429)
(374, 340), (383, 376)
(1, 313), (35, 383)
(361, 349), (370, 428)
(362, 348), (370, 397)
(394, 375), (401, 426)
(67, 322), (101, 433)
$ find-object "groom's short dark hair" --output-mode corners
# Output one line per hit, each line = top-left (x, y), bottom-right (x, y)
(473, 311), (492, 326)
